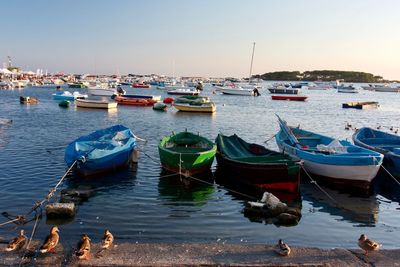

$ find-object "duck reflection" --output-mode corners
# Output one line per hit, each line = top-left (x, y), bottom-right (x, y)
(158, 170), (215, 207)
(301, 181), (379, 225)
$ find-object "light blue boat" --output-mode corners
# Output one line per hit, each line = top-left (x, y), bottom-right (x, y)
(65, 125), (136, 177)
(353, 127), (400, 178)
(275, 116), (383, 191)
(53, 91), (88, 101)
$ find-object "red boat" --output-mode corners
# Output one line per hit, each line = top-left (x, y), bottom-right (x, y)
(132, 83), (151, 88)
(114, 96), (157, 106)
(271, 95), (308, 101)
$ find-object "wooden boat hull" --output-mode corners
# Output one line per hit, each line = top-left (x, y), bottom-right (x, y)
(268, 88), (300, 95)
(173, 102), (216, 113)
(158, 131), (216, 176)
(65, 125), (136, 177)
(275, 118), (383, 191)
(20, 96), (38, 104)
(215, 134), (300, 194)
(353, 127), (400, 178)
(271, 95), (308, 101)
(114, 96), (157, 106)
(76, 99), (117, 109)
(342, 102), (379, 110)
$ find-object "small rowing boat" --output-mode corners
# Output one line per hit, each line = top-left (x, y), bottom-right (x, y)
(271, 95), (308, 101)
(342, 102), (379, 110)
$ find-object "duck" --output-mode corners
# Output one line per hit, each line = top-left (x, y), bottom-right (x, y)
(5, 229), (27, 251)
(358, 234), (381, 255)
(377, 125), (381, 130)
(39, 226), (59, 253)
(76, 234), (91, 260)
(101, 229), (114, 249)
(275, 239), (291, 256)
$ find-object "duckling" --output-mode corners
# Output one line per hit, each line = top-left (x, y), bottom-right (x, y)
(76, 234), (91, 260)
(101, 229), (114, 249)
(5, 229), (27, 251)
(358, 234), (381, 255)
(390, 126), (394, 131)
(377, 125), (381, 130)
(275, 239), (291, 256)
(40, 226), (59, 253)
(395, 129), (399, 134)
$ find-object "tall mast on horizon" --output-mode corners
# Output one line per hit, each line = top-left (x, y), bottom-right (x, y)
(249, 42), (255, 81)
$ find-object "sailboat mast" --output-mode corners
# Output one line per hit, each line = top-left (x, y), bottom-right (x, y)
(249, 42), (256, 81)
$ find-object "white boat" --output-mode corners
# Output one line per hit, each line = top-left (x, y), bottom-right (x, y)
(337, 85), (358, 93)
(268, 85), (301, 95)
(218, 87), (256, 96)
(167, 89), (199, 95)
(87, 88), (118, 96)
(76, 99), (118, 109)
(362, 84), (400, 92)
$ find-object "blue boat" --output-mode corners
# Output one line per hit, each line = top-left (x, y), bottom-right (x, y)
(65, 125), (137, 177)
(275, 116), (383, 191)
(353, 127), (400, 178)
(53, 91), (88, 101)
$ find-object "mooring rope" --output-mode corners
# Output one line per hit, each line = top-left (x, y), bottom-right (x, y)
(27, 160), (78, 215)
(299, 163), (340, 207)
(18, 210), (42, 267)
(376, 158), (400, 186)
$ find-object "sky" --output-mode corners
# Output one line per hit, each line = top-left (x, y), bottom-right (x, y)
(1, 0), (399, 79)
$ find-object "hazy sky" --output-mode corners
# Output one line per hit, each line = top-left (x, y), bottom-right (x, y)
(1, 0), (399, 79)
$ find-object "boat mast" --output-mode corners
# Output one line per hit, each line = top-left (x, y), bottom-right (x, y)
(249, 42), (256, 82)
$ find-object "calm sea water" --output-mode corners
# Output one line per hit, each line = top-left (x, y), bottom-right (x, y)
(0, 84), (399, 250)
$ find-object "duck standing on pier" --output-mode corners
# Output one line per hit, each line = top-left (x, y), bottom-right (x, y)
(5, 229), (27, 251)
(40, 226), (59, 253)
(76, 234), (91, 260)
(275, 239), (291, 256)
(358, 234), (381, 255)
(101, 229), (114, 249)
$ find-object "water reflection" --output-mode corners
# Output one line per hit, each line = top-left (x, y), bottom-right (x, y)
(158, 170), (215, 206)
(373, 170), (400, 204)
(301, 181), (379, 225)
(64, 163), (138, 201)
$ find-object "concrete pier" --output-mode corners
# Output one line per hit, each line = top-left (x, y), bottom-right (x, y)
(0, 242), (399, 266)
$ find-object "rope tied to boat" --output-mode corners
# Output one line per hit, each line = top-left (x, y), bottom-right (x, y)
(299, 162), (341, 208)
(375, 157), (400, 187)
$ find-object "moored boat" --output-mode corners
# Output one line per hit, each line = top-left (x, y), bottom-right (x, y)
(219, 87), (257, 96)
(20, 96), (39, 104)
(87, 88), (119, 96)
(58, 100), (70, 108)
(76, 99), (117, 109)
(114, 96), (157, 106)
(215, 134), (300, 194)
(167, 89), (199, 95)
(65, 125), (137, 177)
(158, 131), (216, 176)
(342, 102), (379, 110)
(132, 83), (151, 88)
(275, 116), (383, 192)
(153, 102), (167, 111)
(122, 94), (161, 101)
(173, 101), (216, 113)
(268, 85), (300, 95)
(353, 127), (400, 178)
(53, 91), (88, 101)
(271, 95), (308, 101)
(337, 85), (358, 93)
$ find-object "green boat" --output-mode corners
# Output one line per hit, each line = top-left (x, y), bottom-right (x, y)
(158, 131), (217, 176)
(58, 100), (70, 108)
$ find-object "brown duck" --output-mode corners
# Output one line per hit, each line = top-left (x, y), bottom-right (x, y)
(101, 229), (114, 249)
(76, 234), (91, 260)
(358, 234), (381, 255)
(275, 239), (291, 256)
(40, 226), (59, 253)
(5, 229), (27, 251)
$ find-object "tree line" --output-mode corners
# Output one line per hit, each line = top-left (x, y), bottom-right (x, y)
(253, 70), (390, 83)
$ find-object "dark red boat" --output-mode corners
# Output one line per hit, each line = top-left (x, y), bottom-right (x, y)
(271, 95), (308, 101)
(132, 83), (151, 88)
(114, 96), (157, 106)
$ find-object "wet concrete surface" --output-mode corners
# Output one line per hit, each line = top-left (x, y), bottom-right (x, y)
(0, 241), (399, 266)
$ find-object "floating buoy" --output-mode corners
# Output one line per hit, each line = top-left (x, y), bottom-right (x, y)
(163, 97), (174, 104)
